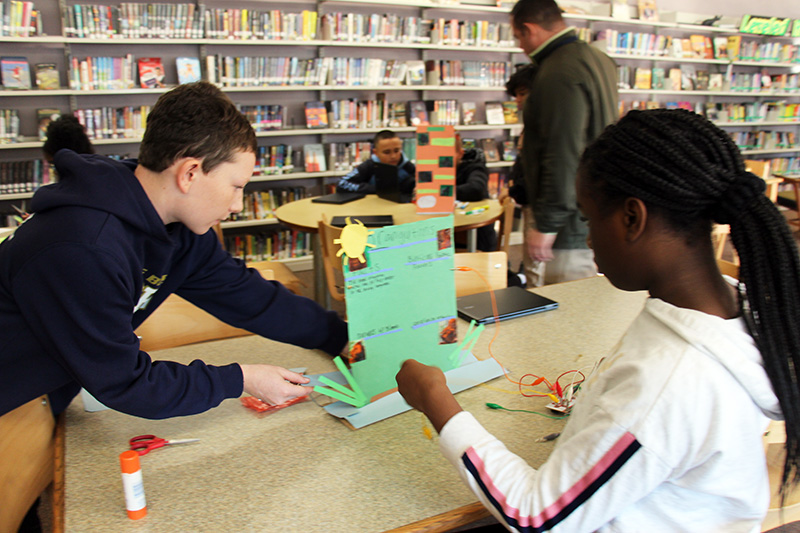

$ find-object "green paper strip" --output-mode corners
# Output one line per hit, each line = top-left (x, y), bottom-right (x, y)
(313, 385), (362, 406)
(318, 375), (355, 396)
(431, 138), (455, 146)
(417, 159), (438, 165)
(416, 188), (438, 194)
(434, 174), (454, 180)
(333, 357), (368, 402)
(427, 126), (446, 131)
(449, 320), (485, 366)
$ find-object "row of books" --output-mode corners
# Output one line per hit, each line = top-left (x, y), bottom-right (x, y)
(238, 105), (285, 132)
(302, 99), (519, 130)
(729, 130), (798, 151)
(0, 108), (19, 143)
(1, 1), (41, 37)
(618, 65), (800, 93)
(770, 157), (800, 176)
(228, 186), (308, 223)
(319, 13), (426, 44)
(424, 60), (511, 88)
(59, 4), (516, 48)
(620, 100), (800, 125)
(0, 159), (55, 194)
(595, 31), (800, 63)
(74, 106), (150, 140)
(224, 230), (311, 262)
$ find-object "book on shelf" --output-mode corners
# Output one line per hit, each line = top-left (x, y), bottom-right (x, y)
(727, 36), (742, 61)
(668, 68), (682, 91)
(304, 101), (329, 129)
(461, 102), (477, 125)
(462, 138), (476, 151)
(651, 68), (665, 90)
(481, 138), (500, 162)
(637, 0), (658, 22)
(709, 73), (724, 91)
(137, 57), (165, 88)
(617, 65), (631, 90)
(695, 70), (709, 91)
(502, 101), (519, 125)
(712, 37), (729, 59)
(1, 57), (31, 89)
(485, 102), (505, 125)
(176, 57), (201, 85)
(407, 101), (429, 126)
(37, 108), (61, 141)
(680, 69), (694, 91)
(34, 63), (59, 90)
(406, 60), (425, 86)
(502, 140), (517, 162)
(303, 143), (327, 172)
(388, 102), (407, 128)
(634, 68), (652, 90)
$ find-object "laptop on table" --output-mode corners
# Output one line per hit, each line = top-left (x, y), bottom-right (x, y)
(456, 286), (559, 325)
(374, 163), (411, 203)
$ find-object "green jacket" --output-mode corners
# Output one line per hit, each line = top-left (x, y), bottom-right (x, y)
(522, 29), (618, 249)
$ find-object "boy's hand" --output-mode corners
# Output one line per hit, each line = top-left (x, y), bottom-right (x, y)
(240, 364), (311, 405)
(396, 360), (462, 433)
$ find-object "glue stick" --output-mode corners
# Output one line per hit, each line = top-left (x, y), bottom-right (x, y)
(119, 450), (147, 520)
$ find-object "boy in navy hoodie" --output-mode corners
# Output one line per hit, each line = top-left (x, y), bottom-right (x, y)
(0, 81), (348, 421)
(336, 129), (415, 196)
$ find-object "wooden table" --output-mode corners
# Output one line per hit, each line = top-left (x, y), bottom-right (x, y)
(275, 195), (502, 304)
(63, 276), (648, 532)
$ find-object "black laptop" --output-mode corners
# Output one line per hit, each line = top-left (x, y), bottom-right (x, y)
(456, 286), (559, 325)
(330, 215), (394, 228)
(311, 191), (366, 204)
(374, 163), (404, 203)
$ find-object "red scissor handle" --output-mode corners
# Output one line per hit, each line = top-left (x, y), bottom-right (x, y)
(129, 434), (166, 456)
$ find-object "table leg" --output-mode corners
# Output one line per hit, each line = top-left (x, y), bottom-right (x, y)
(467, 229), (477, 253)
(312, 235), (328, 307)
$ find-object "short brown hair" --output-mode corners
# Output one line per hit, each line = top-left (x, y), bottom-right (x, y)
(373, 129), (399, 147)
(138, 81), (256, 173)
(511, 0), (563, 31)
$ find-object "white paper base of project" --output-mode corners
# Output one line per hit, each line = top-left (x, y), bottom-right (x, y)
(312, 353), (505, 429)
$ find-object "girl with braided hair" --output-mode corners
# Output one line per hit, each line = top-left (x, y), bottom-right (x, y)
(395, 108), (797, 531)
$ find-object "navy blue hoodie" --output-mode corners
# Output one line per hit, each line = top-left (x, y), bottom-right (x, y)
(0, 150), (347, 418)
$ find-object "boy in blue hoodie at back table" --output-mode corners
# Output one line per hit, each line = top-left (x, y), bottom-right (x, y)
(0, 81), (348, 423)
(335, 129), (416, 196)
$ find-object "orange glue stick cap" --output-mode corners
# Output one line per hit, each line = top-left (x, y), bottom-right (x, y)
(119, 450), (147, 520)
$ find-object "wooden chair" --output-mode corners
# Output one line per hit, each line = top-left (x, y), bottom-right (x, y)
(717, 258), (739, 279)
(712, 224), (732, 261)
(453, 251), (508, 297)
(0, 396), (65, 533)
(744, 159), (783, 205)
(496, 196), (515, 256)
(317, 216), (346, 302)
(780, 175), (800, 229)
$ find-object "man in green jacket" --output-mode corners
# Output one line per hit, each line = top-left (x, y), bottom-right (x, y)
(511, 0), (618, 284)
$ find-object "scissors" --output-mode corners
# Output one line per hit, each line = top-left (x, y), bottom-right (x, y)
(129, 434), (200, 456)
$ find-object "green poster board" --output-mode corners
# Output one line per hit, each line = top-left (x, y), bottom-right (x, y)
(341, 216), (457, 401)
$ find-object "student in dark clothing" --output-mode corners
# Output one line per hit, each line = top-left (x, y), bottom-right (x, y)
(336, 129), (415, 195)
(42, 114), (95, 163)
(455, 134), (497, 252)
(0, 81), (348, 422)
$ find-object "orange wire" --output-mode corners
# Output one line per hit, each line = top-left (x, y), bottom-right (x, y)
(454, 266), (555, 398)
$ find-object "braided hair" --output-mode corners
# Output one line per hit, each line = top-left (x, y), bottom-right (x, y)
(579, 108), (800, 503)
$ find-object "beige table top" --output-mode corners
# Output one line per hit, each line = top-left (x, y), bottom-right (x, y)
(64, 276), (648, 532)
(274, 195), (502, 234)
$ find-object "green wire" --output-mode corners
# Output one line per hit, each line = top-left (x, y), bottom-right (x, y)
(486, 402), (569, 419)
